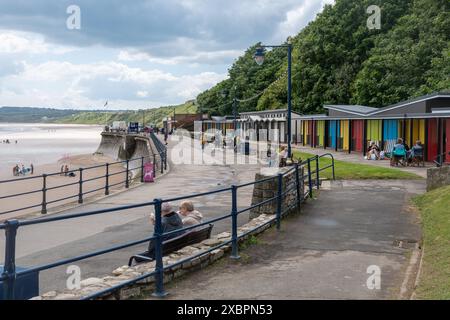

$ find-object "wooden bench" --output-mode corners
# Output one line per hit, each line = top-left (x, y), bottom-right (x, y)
(128, 224), (214, 266)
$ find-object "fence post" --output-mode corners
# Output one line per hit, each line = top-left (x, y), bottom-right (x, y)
(316, 155), (320, 190)
(41, 174), (47, 214)
(301, 164), (305, 202)
(105, 163), (110, 196)
(230, 185), (240, 259)
(331, 155), (336, 180)
(153, 154), (157, 178)
(164, 150), (167, 171)
(2, 219), (19, 300)
(152, 199), (167, 298)
(160, 155), (164, 174)
(277, 173), (283, 230)
(125, 160), (130, 188)
(78, 168), (83, 204)
(140, 157), (144, 183)
(295, 163), (301, 208)
(307, 158), (313, 198)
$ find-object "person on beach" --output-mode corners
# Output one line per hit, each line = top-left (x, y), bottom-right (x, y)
(30, 163), (34, 175)
(64, 165), (69, 176)
(21, 165), (25, 175)
(60, 165), (64, 176)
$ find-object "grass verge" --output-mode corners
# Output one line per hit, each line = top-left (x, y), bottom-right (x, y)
(293, 151), (422, 180)
(412, 185), (450, 299)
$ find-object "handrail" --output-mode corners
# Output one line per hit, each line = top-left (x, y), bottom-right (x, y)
(433, 151), (450, 167)
(0, 152), (335, 300)
(0, 133), (167, 216)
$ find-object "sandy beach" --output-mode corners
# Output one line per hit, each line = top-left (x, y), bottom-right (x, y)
(0, 124), (138, 221)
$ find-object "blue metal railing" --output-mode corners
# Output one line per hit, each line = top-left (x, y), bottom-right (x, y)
(0, 133), (167, 217)
(0, 153), (335, 300)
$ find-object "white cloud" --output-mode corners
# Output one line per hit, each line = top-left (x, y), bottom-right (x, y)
(136, 91), (149, 98)
(0, 30), (76, 55)
(0, 60), (226, 109)
(118, 48), (243, 66)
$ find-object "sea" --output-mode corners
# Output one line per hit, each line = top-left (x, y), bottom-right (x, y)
(0, 123), (103, 177)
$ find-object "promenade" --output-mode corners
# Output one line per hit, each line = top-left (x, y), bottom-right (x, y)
(0, 137), (263, 294)
(157, 179), (425, 300)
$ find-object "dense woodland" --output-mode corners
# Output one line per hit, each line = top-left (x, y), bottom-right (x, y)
(197, 0), (449, 116)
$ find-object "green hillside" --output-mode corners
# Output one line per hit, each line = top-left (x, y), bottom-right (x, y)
(54, 101), (197, 126)
(196, 0), (449, 116)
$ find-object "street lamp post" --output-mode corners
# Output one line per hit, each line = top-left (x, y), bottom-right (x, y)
(254, 43), (293, 158)
(221, 86), (238, 153)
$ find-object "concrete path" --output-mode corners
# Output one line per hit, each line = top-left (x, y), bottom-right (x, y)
(156, 179), (424, 300)
(1, 137), (264, 294)
(292, 145), (430, 178)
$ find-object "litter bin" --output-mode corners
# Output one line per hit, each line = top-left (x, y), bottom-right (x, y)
(0, 266), (39, 300)
(244, 141), (250, 155)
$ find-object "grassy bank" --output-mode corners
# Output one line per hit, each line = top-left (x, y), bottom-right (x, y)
(413, 185), (450, 299)
(293, 151), (422, 180)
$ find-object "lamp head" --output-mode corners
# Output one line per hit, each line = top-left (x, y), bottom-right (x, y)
(254, 47), (265, 66)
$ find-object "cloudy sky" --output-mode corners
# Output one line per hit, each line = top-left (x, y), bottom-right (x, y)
(0, 0), (334, 110)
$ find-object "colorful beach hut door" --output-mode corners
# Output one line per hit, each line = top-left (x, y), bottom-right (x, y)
(351, 120), (364, 152)
(383, 120), (398, 152)
(329, 120), (337, 149)
(446, 119), (450, 163)
(427, 119), (439, 162)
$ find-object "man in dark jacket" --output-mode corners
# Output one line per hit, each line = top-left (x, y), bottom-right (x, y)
(147, 202), (184, 259)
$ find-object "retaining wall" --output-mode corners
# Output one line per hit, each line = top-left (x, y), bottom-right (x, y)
(427, 166), (450, 191)
(250, 167), (305, 220)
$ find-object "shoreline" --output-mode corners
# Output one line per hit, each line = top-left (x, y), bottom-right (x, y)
(0, 153), (128, 221)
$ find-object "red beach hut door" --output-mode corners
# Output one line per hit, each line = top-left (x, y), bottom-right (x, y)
(446, 119), (450, 163)
(427, 119), (439, 162)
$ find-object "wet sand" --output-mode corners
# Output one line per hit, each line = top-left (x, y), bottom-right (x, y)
(0, 153), (138, 221)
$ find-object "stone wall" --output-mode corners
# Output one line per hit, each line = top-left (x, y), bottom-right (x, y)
(31, 214), (277, 300)
(249, 166), (305, 220)
(427, 166), (450, 191)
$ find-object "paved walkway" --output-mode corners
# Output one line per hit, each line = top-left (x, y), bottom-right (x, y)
(1, 138), (264, 294)
(156, 179), (424, 300)
(292, 145), (430, 178)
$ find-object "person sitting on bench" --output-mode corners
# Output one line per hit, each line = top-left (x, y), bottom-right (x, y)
(145, 202), (184, 260)
(178, 200), (203, 227)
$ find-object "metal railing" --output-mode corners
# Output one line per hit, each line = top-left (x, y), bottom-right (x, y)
(0, 133), (167, 216)
(0, 153), (335, 300)
(433, 151), (450, 167)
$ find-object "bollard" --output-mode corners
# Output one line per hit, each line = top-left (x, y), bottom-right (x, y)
(277, 173), (283, 229)
(230, 185), (240, 259)
(105, 163), (110, 196)
(152, 199), (167, 297)
(78, 168), (83, 204)
(41, 174), (47, 214)
(2, 219), (19, 300)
